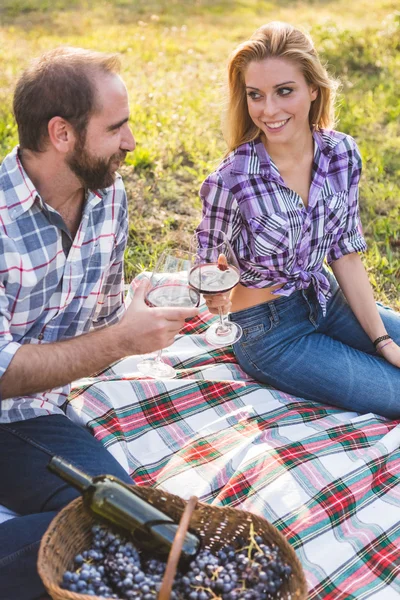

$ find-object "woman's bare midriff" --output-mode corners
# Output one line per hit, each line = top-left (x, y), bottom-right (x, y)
(230, 282), (282, 313)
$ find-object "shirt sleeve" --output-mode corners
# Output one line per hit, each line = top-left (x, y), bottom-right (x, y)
(327, 140), (368, 264)
(91, 190), (128, 329)
(197, 171), (243, 243)
(0, 285), (21, 379)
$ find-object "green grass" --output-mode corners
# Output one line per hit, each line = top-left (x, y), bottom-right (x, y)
(0, 0), (399, 307)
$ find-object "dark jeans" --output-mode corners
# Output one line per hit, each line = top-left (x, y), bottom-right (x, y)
(0, 414), (133, 600)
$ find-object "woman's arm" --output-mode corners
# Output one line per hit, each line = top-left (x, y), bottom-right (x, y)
(331, 253), (400, 367)
(198, 171), (241, 315)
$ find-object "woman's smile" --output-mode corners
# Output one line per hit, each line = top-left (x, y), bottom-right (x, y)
(263, 118), (291, 132)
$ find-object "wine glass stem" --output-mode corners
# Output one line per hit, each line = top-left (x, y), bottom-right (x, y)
(154, 349), (164, 365)
(217, 307), (231, 334)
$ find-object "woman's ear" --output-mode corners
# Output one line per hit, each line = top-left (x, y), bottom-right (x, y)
(310, 87), (319, 102)
(47, 117), (76, 154)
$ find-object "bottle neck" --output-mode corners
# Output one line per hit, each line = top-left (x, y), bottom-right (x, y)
(48, 456), (92, 492)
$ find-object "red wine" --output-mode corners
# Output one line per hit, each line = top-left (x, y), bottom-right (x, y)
(146, 283), (200, 308)
(189, 263), (240, 294)
(48, 456), (201, 561)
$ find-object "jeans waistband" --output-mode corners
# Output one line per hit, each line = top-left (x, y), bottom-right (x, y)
(230, 267), (335, 321)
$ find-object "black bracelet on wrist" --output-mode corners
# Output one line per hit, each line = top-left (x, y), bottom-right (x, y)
(373, 334), (391, 348)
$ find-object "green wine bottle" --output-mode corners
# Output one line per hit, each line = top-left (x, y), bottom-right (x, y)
(48, 456), (200, 561)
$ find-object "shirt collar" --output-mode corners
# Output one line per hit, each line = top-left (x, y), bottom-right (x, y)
(313, 129), (337, 157)
(1, 146), (119, 221)
(230, 138), (269, 176)
(229, 129), (338, 179)
(0, 146), (41, 221)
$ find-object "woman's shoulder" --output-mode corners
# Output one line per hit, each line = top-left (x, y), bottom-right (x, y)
(316, 128), (360, 157)
(205, 140), (261, 183)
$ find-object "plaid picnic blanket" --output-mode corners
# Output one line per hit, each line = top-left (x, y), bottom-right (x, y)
(65, 282), (400, 600)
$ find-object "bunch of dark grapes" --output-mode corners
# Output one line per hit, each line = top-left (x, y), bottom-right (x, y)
(173, 534), (292, 600)
(61, 524), (292, 599)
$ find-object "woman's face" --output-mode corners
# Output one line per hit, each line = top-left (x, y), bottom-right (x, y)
(244, 57), (318, 147)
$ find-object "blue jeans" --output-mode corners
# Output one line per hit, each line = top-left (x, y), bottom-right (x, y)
(0, 415), (133, 600)
(230, 273), (400, 419)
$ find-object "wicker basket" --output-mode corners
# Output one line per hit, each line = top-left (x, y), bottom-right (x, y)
(38, 486), (308, 600)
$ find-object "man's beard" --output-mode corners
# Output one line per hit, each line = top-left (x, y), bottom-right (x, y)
(67, 133), (126, 190)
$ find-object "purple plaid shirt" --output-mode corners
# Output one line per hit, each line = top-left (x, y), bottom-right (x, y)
(0, 147), (128, 423)
(198, 129), (367, 313)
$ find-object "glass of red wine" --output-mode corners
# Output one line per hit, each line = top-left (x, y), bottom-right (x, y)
(137, 249), (200, 379)
(190, 229), (242, 346)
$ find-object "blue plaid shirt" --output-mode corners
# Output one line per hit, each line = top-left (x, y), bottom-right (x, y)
(198, 129), (367, 313)
(0, 147), (128, 422)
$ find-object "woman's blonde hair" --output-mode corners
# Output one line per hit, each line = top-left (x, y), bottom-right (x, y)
(224, 21), (337, 152)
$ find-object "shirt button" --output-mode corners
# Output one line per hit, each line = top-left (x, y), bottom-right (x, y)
(38, 333), (44, 340)
(298, 258), (304, 266)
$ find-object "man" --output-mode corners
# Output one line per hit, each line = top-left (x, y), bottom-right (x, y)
(0, 47), (198, 599)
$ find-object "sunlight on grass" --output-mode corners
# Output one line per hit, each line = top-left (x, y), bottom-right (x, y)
(0, 0), (399, 306)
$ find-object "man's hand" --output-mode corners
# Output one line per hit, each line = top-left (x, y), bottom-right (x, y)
(0, 279), (199, 399)
(203, 292), (231, 316)
(116, 279), (199, 355)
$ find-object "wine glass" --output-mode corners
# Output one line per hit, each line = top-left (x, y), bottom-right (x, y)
(136, 249), (200, 379)
(190, 229), (242, 346)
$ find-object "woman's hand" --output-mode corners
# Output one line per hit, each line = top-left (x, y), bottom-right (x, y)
(203, 293), (231, 315)
(378, 340), (400, 368)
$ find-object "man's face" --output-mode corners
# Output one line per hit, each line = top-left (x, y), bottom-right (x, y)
(67, 72), (135, 190)
(67, 130), (127, 190)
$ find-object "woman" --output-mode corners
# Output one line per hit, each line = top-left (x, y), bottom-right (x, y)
(197, 21), (400, 418)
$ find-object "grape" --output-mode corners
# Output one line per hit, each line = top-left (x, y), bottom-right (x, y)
(60, 522), (293, 599)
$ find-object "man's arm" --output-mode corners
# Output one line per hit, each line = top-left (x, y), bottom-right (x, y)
(0, 279), (198, 399)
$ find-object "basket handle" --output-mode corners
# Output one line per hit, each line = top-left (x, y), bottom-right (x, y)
(158, 495), (199, 600)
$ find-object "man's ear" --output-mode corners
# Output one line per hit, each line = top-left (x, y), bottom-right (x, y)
(47, 117), (76, 153)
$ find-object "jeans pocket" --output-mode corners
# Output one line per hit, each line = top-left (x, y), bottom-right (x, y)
(241, 316), (274, 346)
(233, 314), (276, 377)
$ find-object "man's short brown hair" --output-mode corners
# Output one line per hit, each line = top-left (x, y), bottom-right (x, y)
(13, 46), (121, 152)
